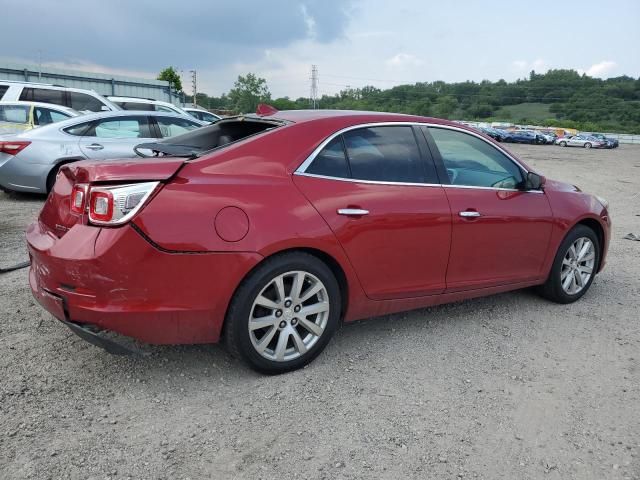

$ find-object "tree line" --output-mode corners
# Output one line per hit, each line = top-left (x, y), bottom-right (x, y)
(173, 68), (640, 134)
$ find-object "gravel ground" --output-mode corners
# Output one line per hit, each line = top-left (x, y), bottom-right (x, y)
(1, 144), (639, 480)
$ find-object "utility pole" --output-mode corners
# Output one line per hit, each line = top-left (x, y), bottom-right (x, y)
(310, 65), (318, 109)
(190, 70), (197, 107)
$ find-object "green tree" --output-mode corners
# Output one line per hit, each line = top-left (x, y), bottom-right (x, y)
(228, 73), (271, 114)
(157, 66), (183, 92)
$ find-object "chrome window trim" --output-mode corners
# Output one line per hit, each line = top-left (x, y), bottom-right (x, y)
(295, 172), (543, 194)
(295, 171), (442, 188)
(294, 121), (537, 191)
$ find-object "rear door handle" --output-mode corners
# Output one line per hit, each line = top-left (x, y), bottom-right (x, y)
(337, 208), (369, 216)
(85, 143), (104, 150)
(459, 210), (481, 218)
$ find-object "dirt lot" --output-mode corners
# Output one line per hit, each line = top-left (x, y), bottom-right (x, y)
(1, 144), (639, 480)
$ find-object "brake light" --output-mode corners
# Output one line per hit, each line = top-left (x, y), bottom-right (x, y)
(0, 141), (31, 155)
(88, 182), (159, 226)
(70, 184), (88, 214)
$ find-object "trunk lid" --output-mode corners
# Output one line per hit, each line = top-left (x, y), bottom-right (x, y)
(39, 157), (185, 237)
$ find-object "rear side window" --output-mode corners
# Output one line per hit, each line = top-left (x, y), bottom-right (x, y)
(0, 105), (29, 124)
(0, 85), (8, 100)
(69, 92), (104, 112)
(21, 87), (66, 107)
(64, 122), (93, 136)
(155, 116), (201, 137)
(342, 126), (426, 183)
(155, 105), (176, 113)
(306, 137), (350, 178)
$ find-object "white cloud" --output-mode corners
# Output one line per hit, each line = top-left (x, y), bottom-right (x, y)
(386, 53), (424, 68)
(512, 59), (547, 72)
(585, 60), (617, 77)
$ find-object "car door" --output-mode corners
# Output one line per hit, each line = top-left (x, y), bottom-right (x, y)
(424, 126), (553, 292)
(294, 124), (451, 300)
(78, 115), (154, 159)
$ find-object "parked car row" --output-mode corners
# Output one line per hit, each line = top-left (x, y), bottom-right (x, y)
(0, 111), (206, 193)
(478, 125), (619, 149)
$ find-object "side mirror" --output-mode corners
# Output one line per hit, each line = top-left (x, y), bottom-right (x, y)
(100, 105), (111, 112)
(525, 172), (545, 190)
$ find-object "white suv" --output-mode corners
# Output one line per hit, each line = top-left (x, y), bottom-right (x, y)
(0, 81), (118, 113)
(107, 96), (189, 116)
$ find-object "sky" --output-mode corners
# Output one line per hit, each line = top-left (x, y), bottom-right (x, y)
(1, 0), (639, 99)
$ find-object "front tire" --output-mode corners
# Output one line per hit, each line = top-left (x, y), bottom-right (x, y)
(224, 252), (341, 374)
(538, 225), (600, 304)
(584, 142), (592, 149)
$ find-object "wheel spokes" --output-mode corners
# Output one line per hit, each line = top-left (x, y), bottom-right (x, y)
(249, 270), (330, 362)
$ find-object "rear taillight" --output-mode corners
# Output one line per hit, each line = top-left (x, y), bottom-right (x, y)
(70, 184), (88, 214)
(87, 182), (159, 226)
(0, 141), (31, 155)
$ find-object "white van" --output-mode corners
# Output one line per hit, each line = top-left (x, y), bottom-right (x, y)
(0, 81), (119, 113)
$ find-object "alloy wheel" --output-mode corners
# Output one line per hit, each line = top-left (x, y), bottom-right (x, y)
(248, 271), (330, 362)
(560, 237), (595, 295)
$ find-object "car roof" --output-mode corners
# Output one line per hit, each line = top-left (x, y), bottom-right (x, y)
(108, 96), (174, 105)
(0, 100), (80, 115)
(252, 109), (459, 127)
(12, 110), (206, 136)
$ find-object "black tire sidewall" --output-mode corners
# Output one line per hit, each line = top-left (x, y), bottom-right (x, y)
(544, 225), (600, 303)
(225, 253), (341, 374)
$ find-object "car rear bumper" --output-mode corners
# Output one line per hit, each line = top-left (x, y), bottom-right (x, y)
(0, 154), (48, 193)
(27, 221), (263, 345)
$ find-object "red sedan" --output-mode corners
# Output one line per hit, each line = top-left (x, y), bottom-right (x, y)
(27, 109), (611, 373)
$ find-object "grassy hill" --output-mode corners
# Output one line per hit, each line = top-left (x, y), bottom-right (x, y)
(494, 103), (554, 123)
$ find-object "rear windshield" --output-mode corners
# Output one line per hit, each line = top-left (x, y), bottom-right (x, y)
(134, 117), (283, 158)
(0, 105), (29, 124)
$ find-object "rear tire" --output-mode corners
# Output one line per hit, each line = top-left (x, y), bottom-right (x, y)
(224, 252), (341, 374)
(559, 141), (567, 147)
(538, 225), (600, 304)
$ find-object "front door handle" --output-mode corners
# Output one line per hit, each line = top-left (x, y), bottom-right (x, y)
(85, 143), (104, 150)
(459, 210), (481, 218)
(337, 208), (369, 216)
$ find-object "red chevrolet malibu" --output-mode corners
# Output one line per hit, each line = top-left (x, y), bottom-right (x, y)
(27, 109), (611, 373)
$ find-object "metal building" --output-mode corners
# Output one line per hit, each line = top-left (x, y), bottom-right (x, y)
(0, 61), (181, 105)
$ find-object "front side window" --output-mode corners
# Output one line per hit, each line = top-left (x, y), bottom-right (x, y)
(0, 105), (29, 124)
(306, 137), (350, 178)
(92, 117), (148, 139)
(202, 112), (218, 122)
(69, 92), (104, 112)
(155, 116), (201, 137)
(34, 107), (72, 125)
(342, 126), (426, 183)
(429, 127), (523, 189)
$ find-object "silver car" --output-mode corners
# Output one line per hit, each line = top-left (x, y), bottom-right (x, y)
(0, 111), (205, 193)
(555, 134), (606, 149)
